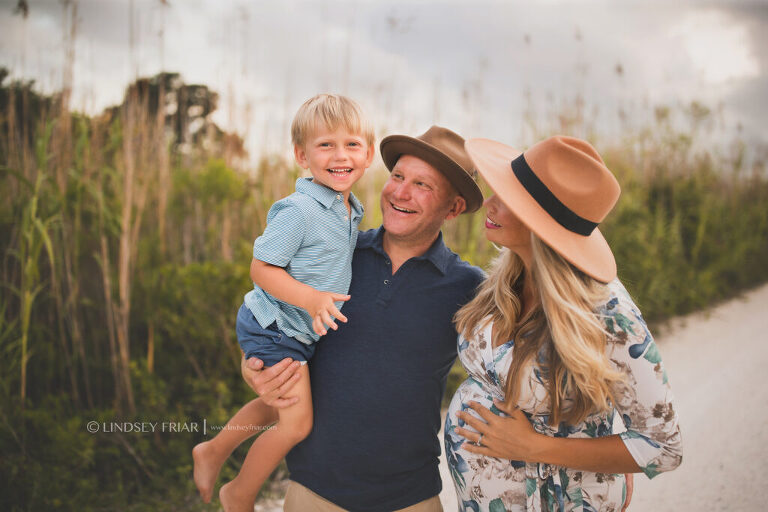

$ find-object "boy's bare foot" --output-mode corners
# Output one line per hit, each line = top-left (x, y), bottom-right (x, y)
(219, 480), (256, 512)
(192, 440), (224, 503)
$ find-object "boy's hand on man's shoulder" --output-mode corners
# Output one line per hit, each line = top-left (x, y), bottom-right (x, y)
(302, 289), (350, 336)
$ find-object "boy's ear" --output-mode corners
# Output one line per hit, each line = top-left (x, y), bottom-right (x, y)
(294, 144), (309, 169)
(364, 143), (375, 167)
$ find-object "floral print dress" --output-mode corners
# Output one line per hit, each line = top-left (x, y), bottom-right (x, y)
(444, 279), (682, 512)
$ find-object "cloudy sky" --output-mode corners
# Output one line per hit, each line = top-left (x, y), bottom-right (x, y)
(1, 0), (766, 161)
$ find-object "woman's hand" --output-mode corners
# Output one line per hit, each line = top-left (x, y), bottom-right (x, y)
(454, 399), (541, 461)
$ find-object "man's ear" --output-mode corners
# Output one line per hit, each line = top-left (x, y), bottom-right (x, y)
(445, 195), (467, 221)
(294, 144), (308, 169)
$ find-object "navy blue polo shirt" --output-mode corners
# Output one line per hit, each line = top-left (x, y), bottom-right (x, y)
(286, 227), (484, 512)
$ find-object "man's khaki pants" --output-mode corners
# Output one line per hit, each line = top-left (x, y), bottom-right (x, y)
(283, 480), (444, 512)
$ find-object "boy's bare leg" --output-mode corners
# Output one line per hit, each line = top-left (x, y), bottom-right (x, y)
(193, 395), (278, 503)
(220, 364), (313, 512)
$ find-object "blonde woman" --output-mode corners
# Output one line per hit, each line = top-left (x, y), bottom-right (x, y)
(445, 136), (682, 511)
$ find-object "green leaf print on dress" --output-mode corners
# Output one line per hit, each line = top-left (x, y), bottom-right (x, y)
(489, 497), (507, 512)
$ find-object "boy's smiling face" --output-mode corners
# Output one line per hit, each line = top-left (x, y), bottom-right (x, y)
(294, 127), (374, 199)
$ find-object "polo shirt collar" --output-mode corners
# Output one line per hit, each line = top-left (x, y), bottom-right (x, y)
(296, 177), (364, 221)
(296, 177), (339, 208)
(348, 191), (364, 221)
(360, 226), (451, 276)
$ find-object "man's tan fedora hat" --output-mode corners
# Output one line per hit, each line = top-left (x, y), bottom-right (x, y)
(380, 125), (484, 213)
(464, 136), (621, 283)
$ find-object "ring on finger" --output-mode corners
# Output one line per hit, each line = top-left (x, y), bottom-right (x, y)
(477, 433), (484, 446)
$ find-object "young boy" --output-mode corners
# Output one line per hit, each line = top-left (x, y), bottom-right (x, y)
(192, 94), (375, 512)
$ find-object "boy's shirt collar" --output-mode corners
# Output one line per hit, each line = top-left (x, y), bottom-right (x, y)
(358, 226), (451, 275)
(296, 177), (364, 220)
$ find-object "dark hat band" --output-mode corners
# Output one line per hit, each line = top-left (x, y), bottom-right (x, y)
(511, 154), (598, 237)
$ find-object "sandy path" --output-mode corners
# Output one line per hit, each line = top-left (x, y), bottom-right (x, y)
(626, 283), (768, 511)
(438, 282), (768, 511)
(252, 283), (768, 511)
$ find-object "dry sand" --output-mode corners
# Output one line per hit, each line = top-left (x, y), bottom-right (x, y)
(253, 283), (768, 511)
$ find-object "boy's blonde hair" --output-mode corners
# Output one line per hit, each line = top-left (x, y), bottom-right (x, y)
(291, 94), (375, 148)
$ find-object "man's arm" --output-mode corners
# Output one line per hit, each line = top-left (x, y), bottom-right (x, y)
(250, 258), (349, 335)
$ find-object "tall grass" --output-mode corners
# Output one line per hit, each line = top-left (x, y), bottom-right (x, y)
(1, 70), (767, 510)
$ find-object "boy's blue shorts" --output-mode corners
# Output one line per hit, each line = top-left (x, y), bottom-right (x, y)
(236, 303), (315, 367)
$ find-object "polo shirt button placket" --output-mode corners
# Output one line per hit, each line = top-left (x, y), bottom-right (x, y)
(376, 275), (392, 306)
(377, 260), (397, 306)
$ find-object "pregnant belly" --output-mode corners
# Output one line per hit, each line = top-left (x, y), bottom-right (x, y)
(446, 377), (496, 431)
(444, 378), (527, 510)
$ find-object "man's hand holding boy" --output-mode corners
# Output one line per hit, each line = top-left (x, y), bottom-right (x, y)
(241, 355), (302, 408)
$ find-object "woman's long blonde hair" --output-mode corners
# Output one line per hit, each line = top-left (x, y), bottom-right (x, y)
(454, 235), (623, 426)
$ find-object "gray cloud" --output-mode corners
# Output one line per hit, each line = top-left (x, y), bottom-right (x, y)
(1, 0), (765, 157)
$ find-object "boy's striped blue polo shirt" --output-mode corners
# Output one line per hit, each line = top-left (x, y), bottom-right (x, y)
(244, 177), (364, 344)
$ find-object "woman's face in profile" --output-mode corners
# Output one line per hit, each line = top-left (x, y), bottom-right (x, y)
(483, 194), (531, 252)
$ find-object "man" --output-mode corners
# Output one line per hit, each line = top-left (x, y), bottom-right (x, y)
(242, 125), (485, 512)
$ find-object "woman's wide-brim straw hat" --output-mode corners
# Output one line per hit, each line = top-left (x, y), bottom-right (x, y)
(465, 136), (621, 283)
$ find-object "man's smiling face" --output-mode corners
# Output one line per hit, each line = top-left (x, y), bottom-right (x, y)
(380, 154), (463, 245)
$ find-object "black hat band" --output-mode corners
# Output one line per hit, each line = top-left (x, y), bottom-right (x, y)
(511, 154), (598, 237)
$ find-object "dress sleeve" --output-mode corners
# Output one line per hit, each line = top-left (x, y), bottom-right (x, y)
(602, 282), (683, 479)
(252, 199), (306, 267)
